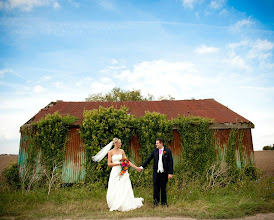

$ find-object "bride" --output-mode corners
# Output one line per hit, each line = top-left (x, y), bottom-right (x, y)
(92, 137), (144, 211)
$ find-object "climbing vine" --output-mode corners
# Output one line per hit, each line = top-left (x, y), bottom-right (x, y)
(19, 106), (256, 187)
(136, 112), (174, 163)
(173, 115), (216, 177)
(21, 112), (78, 174)
(80, 106), (136, 184)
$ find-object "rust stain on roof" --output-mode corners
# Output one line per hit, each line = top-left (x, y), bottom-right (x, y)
(25, 99), (253, 126)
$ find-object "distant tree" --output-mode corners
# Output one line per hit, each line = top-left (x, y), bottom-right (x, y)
(262, 144), (274, 150)
(85, 87), (174, 102)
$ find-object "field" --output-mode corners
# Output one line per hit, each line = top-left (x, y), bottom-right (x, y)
(0, 155), (18, 182)
(254, 151), (274, 176)
(0, 152), (273, 220)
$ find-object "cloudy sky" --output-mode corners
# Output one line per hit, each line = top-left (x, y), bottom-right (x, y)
(0, 0), (273, 154)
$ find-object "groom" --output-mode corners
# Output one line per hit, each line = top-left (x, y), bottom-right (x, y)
(139, 138), (173, 206)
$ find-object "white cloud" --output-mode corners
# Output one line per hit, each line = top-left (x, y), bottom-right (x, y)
(0, 0), (60, 11)
(33, 85), (46, 93)
(98, 0), (115, 10)
(253, 39), (274, 51)
(219, 9), (228, 16)
(210, 0), (225, 9)
(53, 1), (60, 9)
(194, 45), (219, 54)
(228, 40), (249, 50)
(231, 17), (254, 31)
(112, 59), (118, 65)
(182, 0), (196, 9)
(54, 82), (63, 88)
(0, 68), (13, 77)
(90, 77), (115, 93)
(114, 60), (201, 97)
(224, 55), (251, 71)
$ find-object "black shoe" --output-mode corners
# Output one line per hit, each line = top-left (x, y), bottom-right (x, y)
(161, 203), (168, 207)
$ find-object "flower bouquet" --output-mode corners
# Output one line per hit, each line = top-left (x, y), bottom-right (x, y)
(119, 157), (130, 177)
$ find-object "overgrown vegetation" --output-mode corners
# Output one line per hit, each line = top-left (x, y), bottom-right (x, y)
(174, 116), (215, 179)
(1, 175), (273, 219)
(18, 112), (78, 193)
(80, 106), (136, 184)
(85, 87), (174, 102)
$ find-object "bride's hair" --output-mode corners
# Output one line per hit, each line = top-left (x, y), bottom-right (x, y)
(113, 137), (121, 144)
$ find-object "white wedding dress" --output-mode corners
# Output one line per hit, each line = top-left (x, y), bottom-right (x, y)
(106, 154), (144, 211)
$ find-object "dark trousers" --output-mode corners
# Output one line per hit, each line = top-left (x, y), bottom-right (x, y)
(153, 172), (167, 205)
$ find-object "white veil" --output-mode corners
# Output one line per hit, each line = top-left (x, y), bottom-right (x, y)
(92, 141), (113, 162)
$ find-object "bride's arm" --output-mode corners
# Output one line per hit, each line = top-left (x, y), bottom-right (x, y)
(122, 151), (139, 170)
(107, 152), (120, 167)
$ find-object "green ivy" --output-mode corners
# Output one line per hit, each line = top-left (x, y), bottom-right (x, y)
(173, 116), (216, 177)
(80, 106), (136, 184)
(35, 112), (78, 171)
(21, 112), (78, 174)
(136, 112), (174, 163)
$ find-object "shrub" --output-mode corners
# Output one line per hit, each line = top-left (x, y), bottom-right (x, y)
(263, 145), (272, 150)
(3, 163), (20, 190)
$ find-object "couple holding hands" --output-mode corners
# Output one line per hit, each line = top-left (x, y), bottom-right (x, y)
(92, 137), (173, 212)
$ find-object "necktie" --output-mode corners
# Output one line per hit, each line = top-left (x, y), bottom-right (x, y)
(159, 149), (162, 154)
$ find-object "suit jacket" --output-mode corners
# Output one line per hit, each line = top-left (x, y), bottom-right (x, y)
(142, 147), (173, 183)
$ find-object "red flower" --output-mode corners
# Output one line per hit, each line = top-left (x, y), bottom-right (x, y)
(119, 157), (130, 177)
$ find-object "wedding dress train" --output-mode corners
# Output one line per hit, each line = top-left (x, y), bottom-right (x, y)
(106, 154), (144, 211)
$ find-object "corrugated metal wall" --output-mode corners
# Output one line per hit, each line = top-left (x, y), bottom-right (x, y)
(61, 128), (85, 183)
(213, 128), (255, 168)
(18, 127), (255, 183)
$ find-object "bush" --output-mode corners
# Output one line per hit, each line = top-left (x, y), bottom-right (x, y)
(3, 163), (20, 190)
(263, 145), (272, 150)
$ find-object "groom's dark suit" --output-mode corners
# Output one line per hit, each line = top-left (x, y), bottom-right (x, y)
(142, 147), (173, 205)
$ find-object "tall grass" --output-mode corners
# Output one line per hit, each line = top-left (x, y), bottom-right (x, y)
(1, 176), (273, 220)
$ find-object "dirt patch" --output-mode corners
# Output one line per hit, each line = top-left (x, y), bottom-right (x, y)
(254, 151), (274, 176)
(0, 155), (18, 182)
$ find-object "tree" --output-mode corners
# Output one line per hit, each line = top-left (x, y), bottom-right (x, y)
(262, 144), (274, 150)
(85, 87), (174, 102)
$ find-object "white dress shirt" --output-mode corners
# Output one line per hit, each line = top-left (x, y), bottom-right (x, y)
(157, 147), (164, 173)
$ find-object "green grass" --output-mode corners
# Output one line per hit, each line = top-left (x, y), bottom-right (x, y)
(0, 177), (273, 220)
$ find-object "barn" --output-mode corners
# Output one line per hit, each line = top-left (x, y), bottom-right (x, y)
(18, 99), (254, 183)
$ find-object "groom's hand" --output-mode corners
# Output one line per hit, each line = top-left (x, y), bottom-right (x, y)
(136, 167), (142, 172)
(168, 174), (173, 179)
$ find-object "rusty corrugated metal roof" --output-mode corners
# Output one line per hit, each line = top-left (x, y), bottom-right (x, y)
(25, 99), (253, 126)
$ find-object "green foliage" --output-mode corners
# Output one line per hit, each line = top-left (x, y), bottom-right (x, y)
(136, 112), (174, 163)
(173, 115), (216, 177)
(263, 145), (274, 150)
(3, 163), (20, 190)
(85, 87), (153, 102)
(85, 87), (174, 102)
(1, 176), (273, 219)
(35, 112), (78, 171)
(19, 112), (78, 191)
(80, 106), (136, 183)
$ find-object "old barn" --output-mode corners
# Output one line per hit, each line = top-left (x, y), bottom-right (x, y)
(18, 99), (254, 183)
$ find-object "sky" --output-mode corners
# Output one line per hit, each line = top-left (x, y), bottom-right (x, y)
(0, 0), (273, 154)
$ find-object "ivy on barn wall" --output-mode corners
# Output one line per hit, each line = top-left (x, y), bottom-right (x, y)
(20, 112), (78, 173)
(20, 106), (256, 186)
(173, 115), (216, 177)
(80, 106), (136, 184)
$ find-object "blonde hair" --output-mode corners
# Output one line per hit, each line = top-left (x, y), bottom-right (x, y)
(113, 137), (121, 144)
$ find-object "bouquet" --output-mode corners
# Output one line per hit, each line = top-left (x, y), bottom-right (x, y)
(119, 157), (130, 176)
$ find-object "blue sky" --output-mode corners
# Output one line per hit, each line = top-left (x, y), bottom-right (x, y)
(0, 0), (273, 153)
